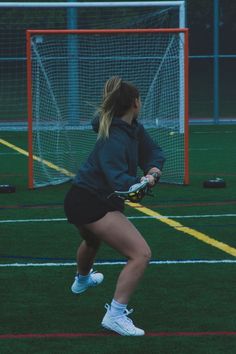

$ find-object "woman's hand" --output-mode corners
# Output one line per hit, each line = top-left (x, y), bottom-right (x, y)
(141, 174), (155, 187)
(147, 167), (162, 177)
(141, 167), (162, 187)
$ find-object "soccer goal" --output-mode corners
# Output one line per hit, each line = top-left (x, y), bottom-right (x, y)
(0, 1), (187, 187)
(27, 28), (189, 188)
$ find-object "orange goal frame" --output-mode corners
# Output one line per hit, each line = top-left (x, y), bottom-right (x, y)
(26, 28), (189, 188)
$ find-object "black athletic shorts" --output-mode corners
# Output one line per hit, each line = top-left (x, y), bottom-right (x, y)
(64, 185), (123, 227)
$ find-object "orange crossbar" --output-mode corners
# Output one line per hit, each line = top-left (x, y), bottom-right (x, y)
(27, 28), (188, 35)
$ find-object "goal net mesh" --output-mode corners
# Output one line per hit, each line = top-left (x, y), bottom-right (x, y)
(28, 30), (187, 187)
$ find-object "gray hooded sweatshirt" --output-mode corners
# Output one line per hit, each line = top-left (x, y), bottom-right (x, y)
(73, 116), (165, 209)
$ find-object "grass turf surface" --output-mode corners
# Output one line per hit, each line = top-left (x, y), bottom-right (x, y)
(0, 125), (236, 353)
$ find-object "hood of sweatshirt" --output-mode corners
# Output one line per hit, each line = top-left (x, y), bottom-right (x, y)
(92, 115), (139, 139)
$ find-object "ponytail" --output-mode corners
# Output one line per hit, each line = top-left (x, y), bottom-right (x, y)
(98, 76), (122, 139)
(97, 76), (139, 139)
(98, 111), (113, 140)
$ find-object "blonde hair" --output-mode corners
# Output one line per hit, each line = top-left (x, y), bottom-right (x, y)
(98, 76), (139, 139)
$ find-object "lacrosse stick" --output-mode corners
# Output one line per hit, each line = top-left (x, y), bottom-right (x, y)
(109, 172), (159, 203)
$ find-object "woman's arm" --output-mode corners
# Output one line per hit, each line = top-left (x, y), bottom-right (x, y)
(98, 138), (140, 191)
(138, 124), (166, 176)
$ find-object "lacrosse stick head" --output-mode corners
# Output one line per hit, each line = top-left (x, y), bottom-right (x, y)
(107, 173), (159, 203)
(113, 178), (150, 202)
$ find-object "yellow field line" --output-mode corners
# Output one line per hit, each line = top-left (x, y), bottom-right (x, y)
(0, 138), (74, 177)
(1, 137), (235, 257)
(126, 202), (236, 257)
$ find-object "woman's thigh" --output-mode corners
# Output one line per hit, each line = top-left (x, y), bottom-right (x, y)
(84, 211), (151, 259)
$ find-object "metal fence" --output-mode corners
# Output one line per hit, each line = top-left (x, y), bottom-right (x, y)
(188, 0), (236, 124)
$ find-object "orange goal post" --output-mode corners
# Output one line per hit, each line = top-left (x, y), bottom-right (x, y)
(27, 28), (189, 188)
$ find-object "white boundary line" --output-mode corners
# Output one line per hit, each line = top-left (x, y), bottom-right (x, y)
(1, 259), (236, 267)
(0, 214), (236, 224)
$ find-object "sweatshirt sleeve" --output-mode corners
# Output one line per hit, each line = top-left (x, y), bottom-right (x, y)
(98, 137), (140, 191)
(138, 124), (166, 174)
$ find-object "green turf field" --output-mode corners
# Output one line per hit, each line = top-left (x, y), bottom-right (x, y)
(0, 125), (236, 353)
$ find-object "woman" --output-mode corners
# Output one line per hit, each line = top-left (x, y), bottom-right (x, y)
(64, 76), (165, 336)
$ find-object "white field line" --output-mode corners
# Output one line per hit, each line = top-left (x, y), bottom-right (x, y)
(1, 259), (236, 267)
(193, 130), (235, 134)
(0, 214), (236, 224)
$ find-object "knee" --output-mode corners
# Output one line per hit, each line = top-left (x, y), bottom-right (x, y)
(142, 246), (152, 263)
(85, 237), (101, 250)
(133, 245), (152, 265)
(78, 227), (101, 250)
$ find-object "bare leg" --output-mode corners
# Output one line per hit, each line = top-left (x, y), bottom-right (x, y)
(84, 211), (151, 304)
(76, 227), (101, 275)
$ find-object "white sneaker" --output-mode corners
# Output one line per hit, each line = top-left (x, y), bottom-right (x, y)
(71, 269), (104, 294)
(101, 304), (145, 336)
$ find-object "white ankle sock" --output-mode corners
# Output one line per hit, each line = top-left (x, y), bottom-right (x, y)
(77, 273), (89, 282)
(110, 299), (127, 317)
